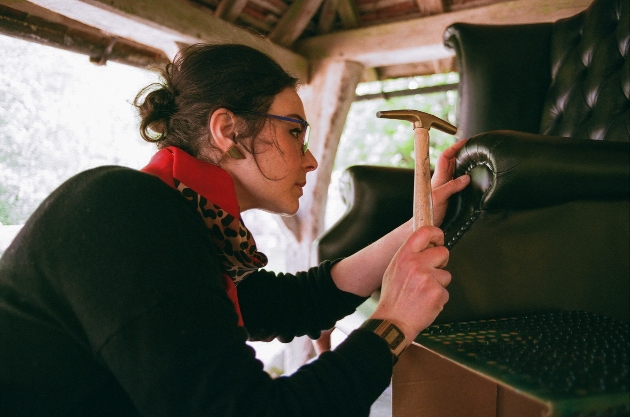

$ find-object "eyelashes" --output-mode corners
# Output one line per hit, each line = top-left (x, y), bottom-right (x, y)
(289, 128), (303, 139)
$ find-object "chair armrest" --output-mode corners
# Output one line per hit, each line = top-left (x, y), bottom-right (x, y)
(313, 165), (413, 263)
(443, 23), (553, 138)
(442, 131), (630, 248)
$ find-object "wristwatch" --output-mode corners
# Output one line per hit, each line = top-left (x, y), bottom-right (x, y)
(360, 319), (408, 364)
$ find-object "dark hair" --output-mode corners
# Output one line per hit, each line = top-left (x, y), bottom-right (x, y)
(134, 43), (299, 161)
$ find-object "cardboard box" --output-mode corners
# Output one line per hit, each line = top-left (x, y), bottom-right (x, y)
(392, 312), (629, 417)
(394, 343), (552, 417)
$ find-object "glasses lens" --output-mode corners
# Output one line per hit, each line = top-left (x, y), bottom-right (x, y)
(302, 124), (310, 154)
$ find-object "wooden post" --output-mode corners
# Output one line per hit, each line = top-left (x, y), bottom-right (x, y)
(281, 58), (364, 273)
(278, 58), (364, 375)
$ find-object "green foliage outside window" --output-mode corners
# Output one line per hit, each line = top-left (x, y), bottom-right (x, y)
(0, 35), (157, 226)
(324, 74), (459, 228)
(334, 73), (459, 174)
(0, 34), (458, 231)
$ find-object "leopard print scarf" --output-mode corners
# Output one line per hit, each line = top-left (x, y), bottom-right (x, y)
(142, 146), (268, 325)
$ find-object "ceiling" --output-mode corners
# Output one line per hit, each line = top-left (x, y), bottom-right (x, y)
(0, 0), (590, 81)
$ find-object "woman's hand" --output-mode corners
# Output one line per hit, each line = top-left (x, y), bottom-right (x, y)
(370, 226), (451, 342)
(431, 139), (470, 227)
(331, 140), (468, 298)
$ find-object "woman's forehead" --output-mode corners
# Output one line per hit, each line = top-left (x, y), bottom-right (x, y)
(269, 87), (305, 117)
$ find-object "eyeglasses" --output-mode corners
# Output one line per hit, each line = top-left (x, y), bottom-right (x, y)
(236, 111), (310, 155)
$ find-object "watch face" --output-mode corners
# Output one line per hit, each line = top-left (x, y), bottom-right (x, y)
(361, 319), (408, 360)
(383, 325), (405, 348)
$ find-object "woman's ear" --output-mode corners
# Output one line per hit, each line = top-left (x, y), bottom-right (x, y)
(207, 108), (237, 153)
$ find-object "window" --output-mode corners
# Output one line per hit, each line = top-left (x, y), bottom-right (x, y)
(0, 36), (160, 254)
(326, 74), (459, 228)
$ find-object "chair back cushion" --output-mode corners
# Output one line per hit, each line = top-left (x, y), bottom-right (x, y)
(443, 22), (553, 139)
(443, 0), (629, 141)
(540, 0), (629, 141)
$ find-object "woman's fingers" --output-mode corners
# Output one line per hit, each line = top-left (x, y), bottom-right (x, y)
(431, 174), (470, 226)
(405, 226), (445, 253)
(400, 227), (450, 272)
(431, 138), (468, 188)
(441, 137), (468, 159)
(433, 174), (470, 203)
(374, 227), (453, 339)
(434, 268), (452, 288)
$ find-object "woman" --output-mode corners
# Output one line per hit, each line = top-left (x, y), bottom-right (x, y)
(0, 43), (469, 416)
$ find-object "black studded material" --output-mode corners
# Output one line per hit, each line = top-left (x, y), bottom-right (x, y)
(418, 311), (629, 416)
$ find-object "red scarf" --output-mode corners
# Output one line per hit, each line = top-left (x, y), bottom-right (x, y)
(142, 146), (268, 326)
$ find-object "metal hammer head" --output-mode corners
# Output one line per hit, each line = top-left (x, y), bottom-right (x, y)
(376, 110), (457, 135)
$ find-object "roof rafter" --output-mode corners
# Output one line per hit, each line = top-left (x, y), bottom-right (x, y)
(295, 0), (590, 68)
(214, 0), (249, 22)
(318, 0), (338, 34)
(416, 0), (445, 16)
(336, 0), (358, 29)
(267, 0), (325, 47)
(19, 0), (309, 80)
(0, 3), (169, 69)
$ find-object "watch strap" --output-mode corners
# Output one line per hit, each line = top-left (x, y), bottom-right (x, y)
(360, 319), (407, 364)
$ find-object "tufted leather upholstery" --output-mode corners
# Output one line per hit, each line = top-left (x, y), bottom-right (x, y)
(443, 0), (629, 142)
(439, 133), (629, 324)
(441, 133), (629, 248)
(435, 0), (629, 323)
(541, 0), (629, 140)
(540, 0), (630, 141)
(314, 0), (629, 327)
(315, 134), (629, 324)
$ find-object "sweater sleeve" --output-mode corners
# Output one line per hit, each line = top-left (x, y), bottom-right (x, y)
(237, 264), (367, 342)
(24, 166), (392, 417)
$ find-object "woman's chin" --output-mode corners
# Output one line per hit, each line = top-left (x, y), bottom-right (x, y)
(280, 205), (300, 217)
(259, 203), (299, 217)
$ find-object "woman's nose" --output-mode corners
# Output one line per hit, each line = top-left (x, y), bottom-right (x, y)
(303, 150), (318, 172)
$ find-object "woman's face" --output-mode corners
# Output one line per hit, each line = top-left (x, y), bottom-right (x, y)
(229, 87), (318, 215)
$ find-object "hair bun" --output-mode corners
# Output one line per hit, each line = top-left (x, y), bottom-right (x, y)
(147, 87), (176, 117)
(136, 85), (176, 138)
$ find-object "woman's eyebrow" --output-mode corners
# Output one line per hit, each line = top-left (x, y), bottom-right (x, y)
(287, 113), (307, 122)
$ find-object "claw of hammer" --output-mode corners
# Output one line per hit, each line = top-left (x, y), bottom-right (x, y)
(376, 110), (457, 135)
(376, 110), (457, 232)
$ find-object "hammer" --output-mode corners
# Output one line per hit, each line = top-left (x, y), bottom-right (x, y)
(376, 110), (457, 231)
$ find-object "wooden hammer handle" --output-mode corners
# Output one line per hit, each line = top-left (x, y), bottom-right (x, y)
(413, 127), (434, 232)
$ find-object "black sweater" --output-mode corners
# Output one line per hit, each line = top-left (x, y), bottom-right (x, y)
(0, 166), (392, 417)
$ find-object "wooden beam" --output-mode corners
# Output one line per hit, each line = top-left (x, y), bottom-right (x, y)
(354, 81), (458, 102)
(237, 8), (274, 33)
(267, 0), (324, 47)
(357, 0), (409, 14)
(295, 0), (591, 68)
(416, 0), (445, 16)
(377, 56), (456, 79)
(249, 0), (287, 16)
(18, 0), (186, 58)
(282, 59), (364, 268)
(336, 0), (358, 29)
(317, 0), (338, 34)
(361, 67), (380, 82)
(20, 0), (309, 80)
(214, 0), (249, 22)
(0, 3), (169, 69)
